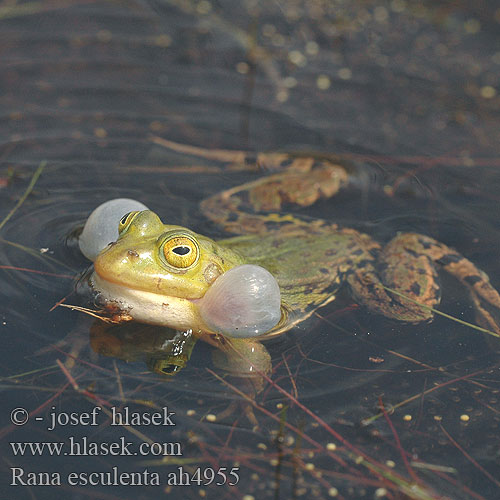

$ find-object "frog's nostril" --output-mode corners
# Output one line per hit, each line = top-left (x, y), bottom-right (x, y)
(127, 250), (139, 258)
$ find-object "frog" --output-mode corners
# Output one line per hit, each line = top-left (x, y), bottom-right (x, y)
(85, 138), (500, 389)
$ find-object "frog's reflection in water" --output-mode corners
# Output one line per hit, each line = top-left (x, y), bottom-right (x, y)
(89, 321), (271, 425)
(89, 321), (197, 376)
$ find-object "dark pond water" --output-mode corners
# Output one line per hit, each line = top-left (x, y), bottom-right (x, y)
(1, 1), (500, 499)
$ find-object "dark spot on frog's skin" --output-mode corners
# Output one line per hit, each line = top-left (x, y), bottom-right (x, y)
(420, 240), (432, 250)
(363, 282), (377, 295)
(304, 303), (317, 314)
(417, 268), (427, 275)
(312, 161), (324, 169)
(409, 282), (421, 296)
(325, 249), (336, 256)
(351, 248), (364, 256)
(405, 248), (420, 258)
(244, 152), (258, 165)
(127, 250), (139, 258)
(319, 267), (329, 274)
(226, 212), (239, 222)
(355, 259), (374, 269)
(280, 158), (294, 167)
(438, 253), (463, 266)
(464, 274), (482, 285)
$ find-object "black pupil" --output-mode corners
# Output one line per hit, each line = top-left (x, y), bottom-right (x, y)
(120, 212), (131, 225)
(173, 246), (190, 256)
(162, 364), (180, 374)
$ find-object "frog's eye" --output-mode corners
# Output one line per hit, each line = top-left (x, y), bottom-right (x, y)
(162, 235), (199, 269)
(118, 211), (139, 234)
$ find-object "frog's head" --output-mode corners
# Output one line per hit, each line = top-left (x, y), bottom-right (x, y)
(94, 210), (240, 300)
(90, 208), (281, 338)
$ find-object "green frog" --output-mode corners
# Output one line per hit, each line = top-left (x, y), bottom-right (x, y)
(85, 139), (500, 381)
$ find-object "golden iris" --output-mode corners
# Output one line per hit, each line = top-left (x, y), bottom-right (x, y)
(162, 235), (199, 269)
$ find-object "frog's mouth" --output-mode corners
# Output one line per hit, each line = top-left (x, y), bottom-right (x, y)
(90, 272), (204, 331)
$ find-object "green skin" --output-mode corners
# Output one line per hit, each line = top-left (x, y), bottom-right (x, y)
(91, 141), (500, 378)
(93, 211), (246, 333)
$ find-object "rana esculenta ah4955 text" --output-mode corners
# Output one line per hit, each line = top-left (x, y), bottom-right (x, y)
(79, 138), (500, 379)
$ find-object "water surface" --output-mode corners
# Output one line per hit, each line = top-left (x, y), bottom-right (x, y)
(1, 1), (500, 499)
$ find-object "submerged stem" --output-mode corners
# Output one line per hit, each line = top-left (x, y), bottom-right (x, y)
(0, 161), (46, 232)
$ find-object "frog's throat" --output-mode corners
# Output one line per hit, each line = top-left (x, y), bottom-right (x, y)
(90, 272), (205, 331)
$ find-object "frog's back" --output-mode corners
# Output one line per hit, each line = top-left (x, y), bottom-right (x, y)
(220, 230), (350, 331)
